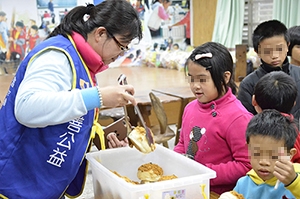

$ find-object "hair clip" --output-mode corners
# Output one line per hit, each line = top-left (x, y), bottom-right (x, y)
(194, 53), (213, 60)
(83, 14), (90, 22)
(83, 3), (94, 21)
(86, 3), (94, 14)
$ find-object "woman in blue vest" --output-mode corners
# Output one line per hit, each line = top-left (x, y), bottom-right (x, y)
(0, 1), (142, 198)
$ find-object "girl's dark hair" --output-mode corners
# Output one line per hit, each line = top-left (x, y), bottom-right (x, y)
(252, 20), (289, 52)
(47, 0), (142, 43)
(246, 109), (298, 150)
(185, 42), (237, 95)
(287, 26), (300, 57)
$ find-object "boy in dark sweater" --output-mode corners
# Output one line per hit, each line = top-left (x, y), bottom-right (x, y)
(237, 20), (300, 120)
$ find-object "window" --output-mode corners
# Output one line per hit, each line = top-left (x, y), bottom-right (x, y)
(243, 0), (273, 46)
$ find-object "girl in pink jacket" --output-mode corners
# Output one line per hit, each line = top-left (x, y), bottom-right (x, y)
(174, 42), (253, 195)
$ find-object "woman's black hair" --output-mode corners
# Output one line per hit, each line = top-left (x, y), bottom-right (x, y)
(185, 42), (237, 95)
(47, 0), (142, 43)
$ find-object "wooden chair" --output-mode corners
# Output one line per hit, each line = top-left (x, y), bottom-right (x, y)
(149, 92), (175, 148)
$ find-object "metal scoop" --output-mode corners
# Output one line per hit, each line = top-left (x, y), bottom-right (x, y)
(117, 75), (132, 136)
(117, 74), (154, 146)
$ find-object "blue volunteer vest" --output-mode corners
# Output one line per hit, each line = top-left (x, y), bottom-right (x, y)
(0, 35), (97, 198)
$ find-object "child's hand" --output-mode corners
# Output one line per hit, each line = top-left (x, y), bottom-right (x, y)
(273, 159), (297, 186)
(107, 132), (129, 148)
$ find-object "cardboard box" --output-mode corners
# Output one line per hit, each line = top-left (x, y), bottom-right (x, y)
(86, 144), (216, 199)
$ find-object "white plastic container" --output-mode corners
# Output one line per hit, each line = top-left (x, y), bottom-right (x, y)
(86, 144), (216, 199)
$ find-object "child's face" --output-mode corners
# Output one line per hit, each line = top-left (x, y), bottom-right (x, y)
(291, 45), (300, 64)
(16, 26), (23, 32)
(248, 135), (289, 181)
(30, 20), (36, 25)
(163, 1), (171, 9)
(187, 61), (219, 103)
(30, 29), (37, 35)
(257, 35), (288, 67)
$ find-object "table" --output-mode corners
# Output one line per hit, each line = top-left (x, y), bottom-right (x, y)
(96, 67), (188, 126)
(0, 67), (185, 127)
(127, 91), (180, 127)
(96, 66), (189, 95)
(152, 86), (195, 145)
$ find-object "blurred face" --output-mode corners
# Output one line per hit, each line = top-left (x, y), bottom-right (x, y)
(248, 135), (289, 181)
(187, 61), (219, 104)
(30, 28), (37, 35)
(257, 36), (288, 67)
(30, 20), (36, 26)
(88, 27), (131, 65)
(163, 1), (171, 9)
(291, 45), (300, 66)
(16, 26), (23, 32)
